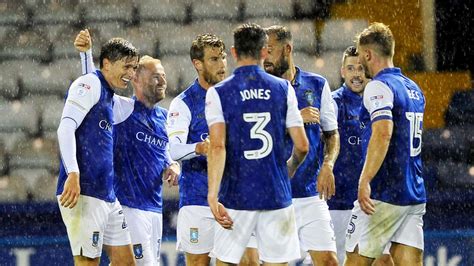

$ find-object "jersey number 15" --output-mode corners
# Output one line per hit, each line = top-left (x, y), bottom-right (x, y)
(406, 112), (423, 157)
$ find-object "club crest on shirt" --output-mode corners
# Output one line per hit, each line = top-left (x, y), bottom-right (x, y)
(190, 228), (199, 243)
(92, 231), (100, 247)
(304, 90), (314, 105)
(133, 244), (144, 259)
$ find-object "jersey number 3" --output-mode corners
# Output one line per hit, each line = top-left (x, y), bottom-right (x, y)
(243, 112), (273, 160)
(406, 112), (423, 157)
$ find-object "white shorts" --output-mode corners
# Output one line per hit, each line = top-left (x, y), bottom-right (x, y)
(58, 195), (131, 258)
(176, 205), (216, 254)
(345, 200), (425, 259)
(329, 209), (352, 264)
(122, 206), (162, 266)
(293, 196), (337, 253)
(210, 205), (300, 264)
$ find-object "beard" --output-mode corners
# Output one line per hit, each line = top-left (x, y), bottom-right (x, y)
(361, 60), (372, 79)
(265, 53), (289, 78)
(202, 68), (223, 86)
(144, 85), (165, 105)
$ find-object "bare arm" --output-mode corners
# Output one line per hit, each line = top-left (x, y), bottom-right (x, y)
(287, 126), (309, 177)
(207, 122), (233, 229)
(358, 119), (393, 215)
(317, 129), (340, 201)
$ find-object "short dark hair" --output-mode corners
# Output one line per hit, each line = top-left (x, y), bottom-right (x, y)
(233, 23), (267, 59)
(341, 45), (358, 65)
(356, 22), (394, 57)
(190, 34), (225, 61)
(99, 38), (139, 68)
(265, 25), (292, 43)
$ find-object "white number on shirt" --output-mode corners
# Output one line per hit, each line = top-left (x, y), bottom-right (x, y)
(243, 112), (273, 160)
(405, 112), (423, 157)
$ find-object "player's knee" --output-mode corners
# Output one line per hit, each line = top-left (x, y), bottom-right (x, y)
(372, 254), (393, 266)
(185, 253), (211, 266)
(239, 250), (259, 266)
(344, 251), (359, 266)
(311, 251), (338, 266)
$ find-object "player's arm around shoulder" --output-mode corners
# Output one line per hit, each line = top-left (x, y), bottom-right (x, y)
(112, 95), (135, 125)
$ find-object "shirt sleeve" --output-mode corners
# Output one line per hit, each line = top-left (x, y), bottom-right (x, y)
(65, 74), (101, 115)
(80, 49), (97, 75)
(320, 81), (338, 131)
(113, 95), (135, 125)
(57, 75), (101, 174)
(363, 80), (394, 122)
(286, 82), (304, 128)
(205, 87), (225, 127)
(167, 97), (199, 161)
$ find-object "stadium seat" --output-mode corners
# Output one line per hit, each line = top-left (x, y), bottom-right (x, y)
(284, 19), (317, 54)
(0, 29), (52, 61)
(422, 127), (471, 163)
(445, 89), (474, 127)
(51, 25), (100, 59)
(243, 0), (294, 19)
(0, 176), (29, 203)
(41, 98), (64, 139)
(50, 59), (82, 82)
(0, 1), (28, 25)
(156, 22), (197, 56)
(0, 61), (21, 99)
(0, 140), (6, 175)
(82, 0), (135, 23)
(19, 61), (72, 97)
(437, 160), (474, 187)
(9, 137), (59, 173)
(10, 168), (52, 192)
(190, 20), (235, 48)
(0, 100), (39, 136)
(321, 19), (368, 51)
(31, 174), (58, 202)
(191, 0), (242, 21)
(312, 51), (344, 89)
(139, 0), (189, 23)
(161, 55), (196, 95)
(33, 1), (78, 24)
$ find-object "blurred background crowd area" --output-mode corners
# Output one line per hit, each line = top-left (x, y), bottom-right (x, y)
(0, 0), (472, 209)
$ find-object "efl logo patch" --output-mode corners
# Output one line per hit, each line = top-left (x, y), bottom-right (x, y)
(169, 112), (179, 117)
(92, 231), (100, 247)
(133, 244), (144, 259)
(190, 228), (199, 243)
(78, 83), (91, 90)
(370, 95), (384, 100)
(77, 83), (91, 97)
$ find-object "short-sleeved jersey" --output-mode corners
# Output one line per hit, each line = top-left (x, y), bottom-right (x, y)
(328, 85), (364, 210)
(289, 67), (338, 198)
(360, 67), (426, 205)
(205, 65), (303, 210)
(113, 96), (171, 213)
(167, 80), (209, 208)
(57, 70), (116, 202)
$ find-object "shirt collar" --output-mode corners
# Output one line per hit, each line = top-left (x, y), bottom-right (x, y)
(374, 67), (401, 79)
(292, 66), (302, 87)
